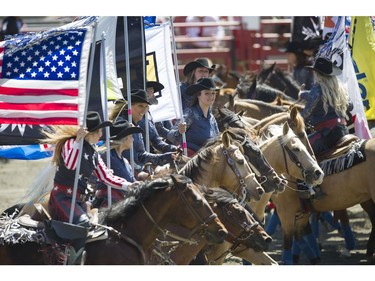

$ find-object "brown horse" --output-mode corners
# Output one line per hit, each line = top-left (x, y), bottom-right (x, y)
(148, 187), (272, 264)
(0, 174), (228, 265)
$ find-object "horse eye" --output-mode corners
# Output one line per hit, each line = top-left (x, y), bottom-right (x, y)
(292, 147), (301, 152)
(238, 159), (245, 165)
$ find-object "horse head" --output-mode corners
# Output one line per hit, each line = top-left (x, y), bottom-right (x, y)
(259, 122), (324, 186)
(220, 130), (265, 202)
(205, 187), (272, 252)
(169, 174), (228, 244)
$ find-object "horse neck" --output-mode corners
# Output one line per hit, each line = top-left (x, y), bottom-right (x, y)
(113, 194), (174, 251)
(259, 136), (286, 175)
(179, 150), (218, 187)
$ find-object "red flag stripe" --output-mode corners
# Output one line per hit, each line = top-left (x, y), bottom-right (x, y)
(0, 102), (78, 111)
(0, 86), (78, 96)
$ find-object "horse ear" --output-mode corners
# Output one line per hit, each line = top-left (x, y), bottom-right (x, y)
(222, 131), (231, 148)
(283, 122), (290, 135)
(290, 106), (298, 120)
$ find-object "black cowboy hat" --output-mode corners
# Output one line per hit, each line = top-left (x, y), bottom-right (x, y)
(86, 111), (112, 132)
(125, 89), (151, 105)
(185, 77), (221, 96)
(146, 81), (164, 93)
(110, 120), (143, 140)
(305, 57), (342, 76)
(146, 81), (164, 105)
(183, 58), (216, 76)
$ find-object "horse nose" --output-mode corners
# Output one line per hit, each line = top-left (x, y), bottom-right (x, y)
(256, 186), (265, 197)
(314, 169), (324, 180)
(218, 228), (228, 240)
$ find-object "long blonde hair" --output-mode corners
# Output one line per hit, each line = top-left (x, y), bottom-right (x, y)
(314, 72), (349, 118)
(109, 100), (128, 122)
(40, 125), (79, 165)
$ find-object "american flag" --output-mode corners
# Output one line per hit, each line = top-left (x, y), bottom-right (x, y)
(0, 24), (94, 125)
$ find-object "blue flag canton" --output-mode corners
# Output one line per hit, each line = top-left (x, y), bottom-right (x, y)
(2, 29), (87, 81)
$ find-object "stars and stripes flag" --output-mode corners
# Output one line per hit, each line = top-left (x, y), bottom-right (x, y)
(0, 21), (95, 126)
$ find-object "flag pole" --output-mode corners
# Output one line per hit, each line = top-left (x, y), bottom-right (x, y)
(68, 21), (98, 225)
(100, 31), (113, 208)
(123, 17), (135, 174)
(169, 16), (188, 156)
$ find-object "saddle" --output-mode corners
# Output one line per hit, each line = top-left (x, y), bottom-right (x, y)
(316, 134), (359, 162)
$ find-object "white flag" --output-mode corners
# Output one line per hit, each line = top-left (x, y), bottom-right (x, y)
(322, 16), (371, 139)
(145, 23), (182, 122)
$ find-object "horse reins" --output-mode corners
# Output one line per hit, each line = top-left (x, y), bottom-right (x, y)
(140, 182), (218, 245)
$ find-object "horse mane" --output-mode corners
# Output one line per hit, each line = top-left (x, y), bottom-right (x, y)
(179, 133), (242, 181)
(104, 176), (173, 222)
(178, 142), (217, 182)
(204, 187), (238, 205)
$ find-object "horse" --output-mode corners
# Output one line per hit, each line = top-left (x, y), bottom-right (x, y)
(0, 174), (228, 265)
(214, 107), (287, 194)
(148, 187), (272, 265)
(182, 121), (324, 265)
(242, 106), (373, 264)
(270, 136), (375, 264)
(257, 62), (301, 100)
(178, 130), (265, 203)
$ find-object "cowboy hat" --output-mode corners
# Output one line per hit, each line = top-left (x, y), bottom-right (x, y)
(146, 81), (164, 105)
(126, 89), (151, 105)
(110, 120), (143, 140)
(183, 58), (216, 76)
(146, 81), (164, 93)
(185, 77), (221, 96)
(86, 111), (112, 132)
(305, 57), (342, 76)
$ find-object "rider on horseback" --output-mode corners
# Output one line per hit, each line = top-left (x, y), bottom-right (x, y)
(298, 57), (352, 199)
(300, 57), (351, 157)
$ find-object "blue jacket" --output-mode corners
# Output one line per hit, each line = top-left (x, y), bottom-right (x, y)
(169, 104), (219, 152)
(300, 84), (340, 126)
(138, 114), (178, 153)
(117, 114), (175, 169)
(96, 149), (135, 191)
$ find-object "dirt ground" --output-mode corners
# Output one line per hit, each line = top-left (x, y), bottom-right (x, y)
(0, 158), (373, 265)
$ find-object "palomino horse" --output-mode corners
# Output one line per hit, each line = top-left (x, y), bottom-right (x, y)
(178, 130), (265, 203)
(148, 187), (272, 264)
(0, 174), (227, 265)
(185, 122), (324, 265)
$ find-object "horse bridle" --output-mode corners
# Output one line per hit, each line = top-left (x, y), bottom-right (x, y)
(207, 202), (260, 265)
(140, 181), (218, 244)
(278, 135), (310, 180)
(221, 146), (253, 205)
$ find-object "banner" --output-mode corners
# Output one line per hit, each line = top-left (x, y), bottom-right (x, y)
(350, 16), (375, 121)
(0, 143), (53, 160)
(145, 23), (182, 122)
(320, 16), (371, 139)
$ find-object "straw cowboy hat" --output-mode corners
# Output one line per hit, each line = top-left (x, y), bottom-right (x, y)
(185, 77), (221, 96)
(305, 57), (342, 76)
(110, 120), (143, 140)
(86, 111), (112, 132)
(183, 58), (216, 76)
